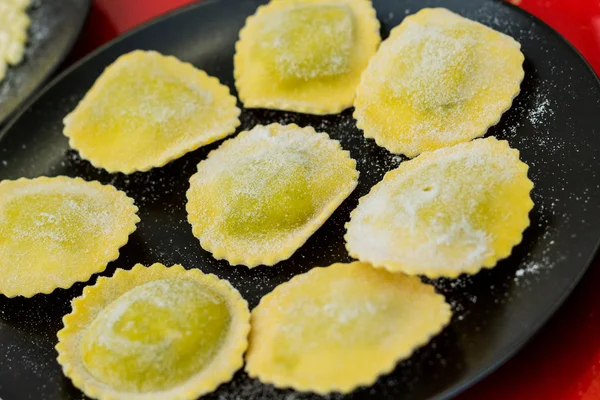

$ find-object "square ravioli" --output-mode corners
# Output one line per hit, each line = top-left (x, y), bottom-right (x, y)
(186, 123), (358, 267)
(354, 8), (524, 157)
(260, 4), (354, 80)
(63, 50), (240, 174)
(0, 177), (139, 297)
(246, 262), (452, 394)
(234, 0), (380, 114)
(345, 138), (534, 278)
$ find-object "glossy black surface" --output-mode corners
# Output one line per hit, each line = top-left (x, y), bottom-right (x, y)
(0, 0), (599, 399)
(0, 0), (91, 126)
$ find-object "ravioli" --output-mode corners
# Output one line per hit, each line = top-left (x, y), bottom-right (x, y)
(63, 50), (241, 174)
(56, 263), (250, 400)
(354, 8), (524, 157)
(0, 176), (139, 297)
(186, 123), (358, 267)
(0, 0), (31, 81)
(246, 261), (452, 394)
(234, 0), (380, 114)
(345, 137), (534, 278)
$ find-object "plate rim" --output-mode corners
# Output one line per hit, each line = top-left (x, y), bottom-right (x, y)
(1, 1), (599, 399)
(432, 2), (600, 398)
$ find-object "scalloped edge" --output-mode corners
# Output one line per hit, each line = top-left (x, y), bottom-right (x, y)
(63, 50), (241, 174)
(245, 261), (453, 394)
(353, 7), (525, 157)
(186, 123), (359, 268)
(0, 176), (139, 298)
(234, 0), (380, 115)
(344, 137), (535, 278)
(56, 263), (251, 400)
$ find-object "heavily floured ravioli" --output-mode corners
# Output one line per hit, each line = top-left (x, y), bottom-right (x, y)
(56, 263), (250, 400)
(345, 137), (534, 278)
(0, 176), (139, 297)
(354, 8), (524, 157)
(234, 0), (380, 114)
(0, 0), (31, 81)
(63, 50), (241, 174)
(186, 123), (358, 267)
(246, 261), (452, 394)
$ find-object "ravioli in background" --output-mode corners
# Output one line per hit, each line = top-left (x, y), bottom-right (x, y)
(0, 0), (31, 81)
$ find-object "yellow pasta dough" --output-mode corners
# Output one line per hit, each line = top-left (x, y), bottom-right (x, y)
(345, 137), (534, 278)
(0, 0), (31, 81)
(234, 0), (380, 114)
(0, 176), (139, 297)
(186, 123), (358, 267)
(354, 8), (524, 157)
(246, 261), (452, 394)
(56, 263), (250, 400)
(63, 50), (241, 174)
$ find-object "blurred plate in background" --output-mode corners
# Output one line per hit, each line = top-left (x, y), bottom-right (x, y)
(0, 0), (91, 126)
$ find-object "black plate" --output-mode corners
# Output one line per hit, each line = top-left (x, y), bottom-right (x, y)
(1, 0), (599, 399)
(0, 0), (91, 126)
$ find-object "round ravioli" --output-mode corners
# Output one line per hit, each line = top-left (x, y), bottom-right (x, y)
(246, 261), (452, 394)
(234, 0), (380, 115)
(0, 176), (139, 297)
(56, 263), (250, 400)
(345, 137), (534, 278)
(63, 50), (241, 174)
(186, 123), (358, 267)
(354, 8), (524, 157)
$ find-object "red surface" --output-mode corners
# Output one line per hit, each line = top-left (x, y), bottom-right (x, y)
(74, 1), (600, 399)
